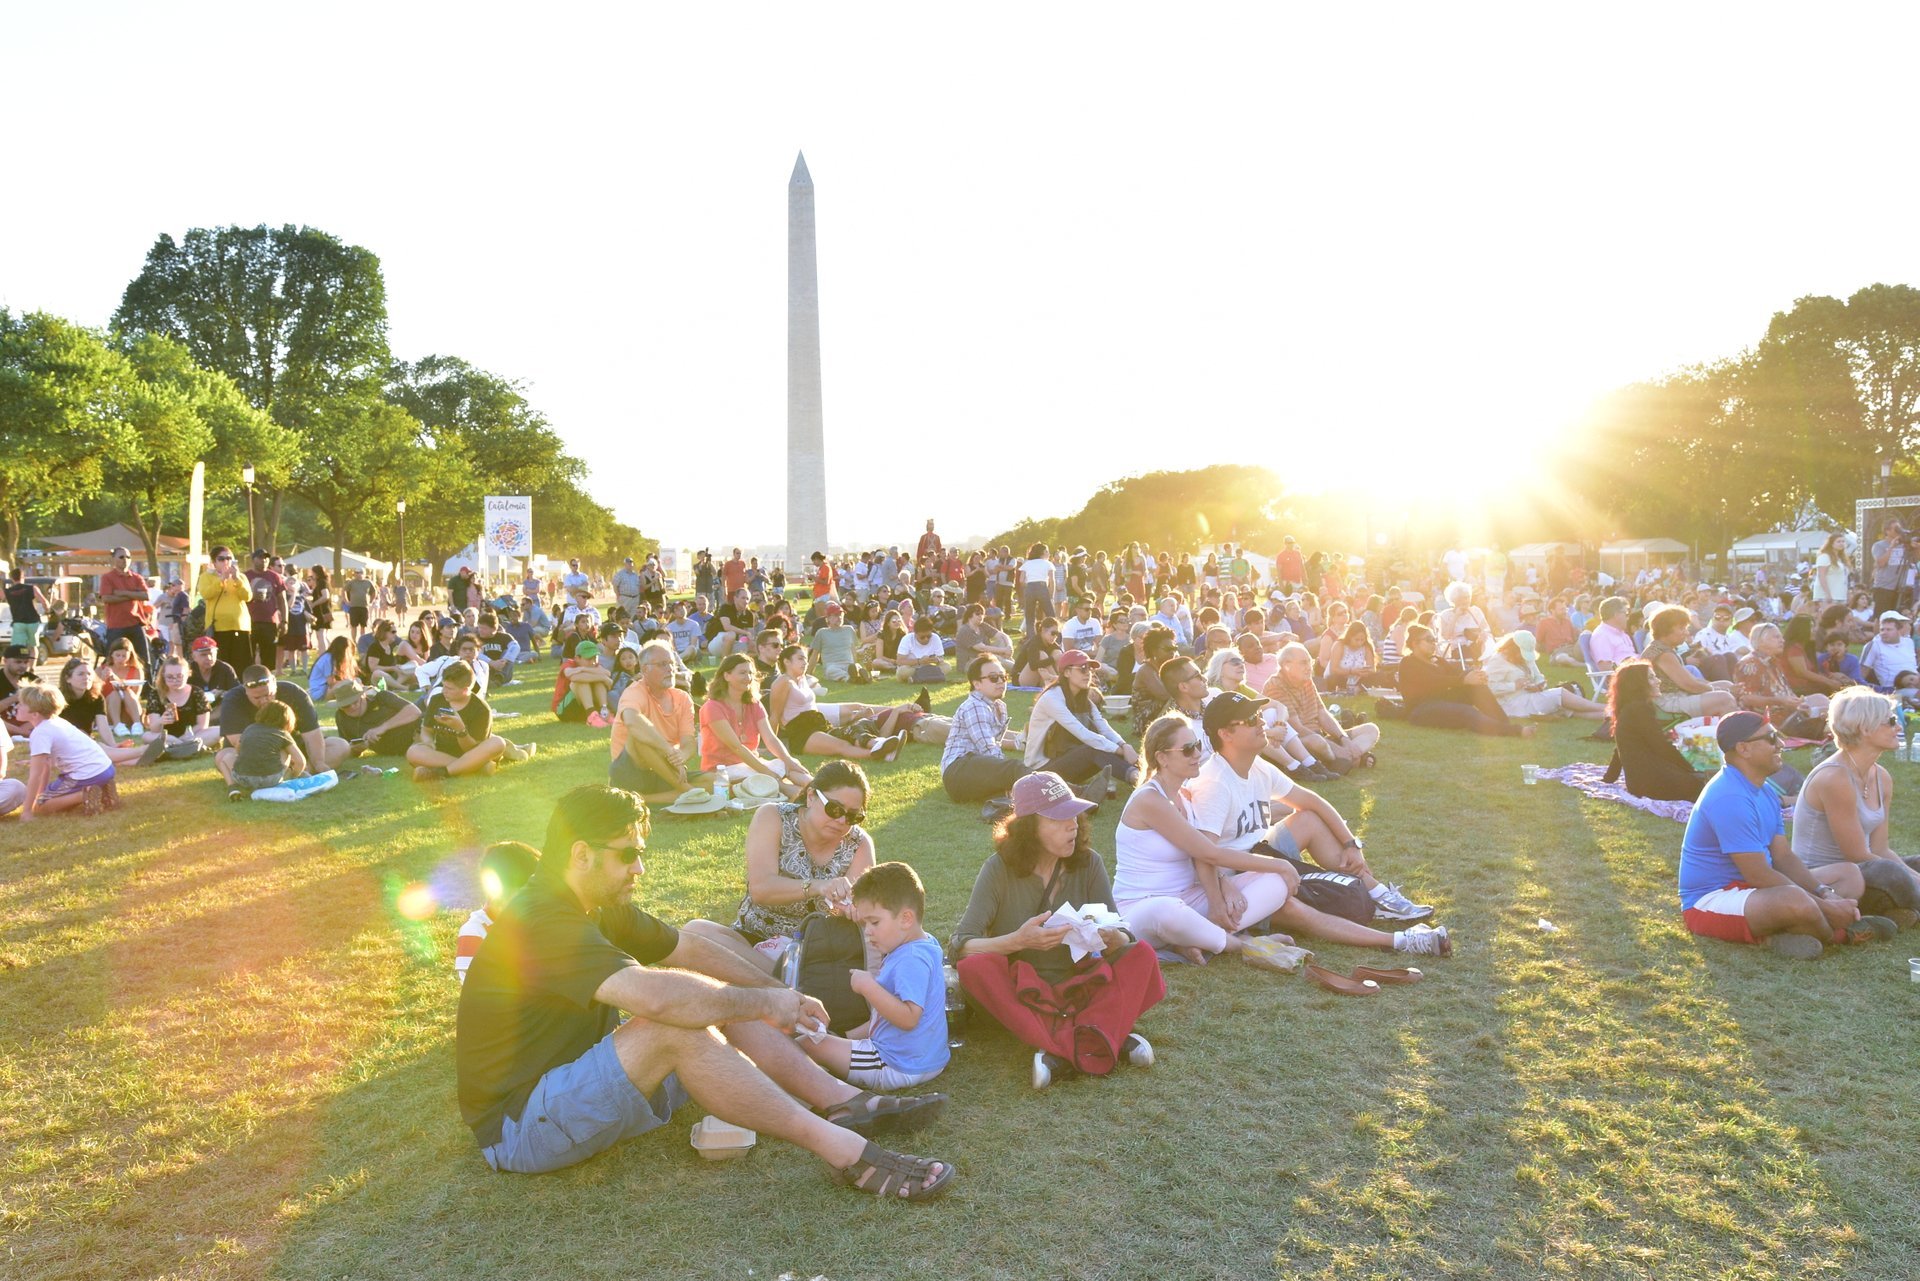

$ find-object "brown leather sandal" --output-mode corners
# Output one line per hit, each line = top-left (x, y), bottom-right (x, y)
(1303, 963), (1380, 996)
(818, 1089), (948, 1136)
(832, 1141), (956, 1201)
(1352, 965), (1423, 985)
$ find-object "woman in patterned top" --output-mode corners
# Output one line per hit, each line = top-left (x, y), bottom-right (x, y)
(682, 760), (877, 974)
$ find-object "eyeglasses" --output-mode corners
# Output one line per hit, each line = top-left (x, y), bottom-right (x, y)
(821, 797), (867, 825)
(1744, 729), (1784, 747)
(215, 555), (234, 563)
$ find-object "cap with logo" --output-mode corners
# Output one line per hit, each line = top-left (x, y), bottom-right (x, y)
(1010, 771), (1097, 820)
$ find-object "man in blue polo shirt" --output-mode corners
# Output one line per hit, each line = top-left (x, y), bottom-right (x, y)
(1678, 711), (1890, 958)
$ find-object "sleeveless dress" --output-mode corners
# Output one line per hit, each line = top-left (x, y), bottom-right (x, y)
(731, 802), (865, 941)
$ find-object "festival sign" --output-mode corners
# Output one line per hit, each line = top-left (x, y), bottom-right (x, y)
(484, 495), (532, 557)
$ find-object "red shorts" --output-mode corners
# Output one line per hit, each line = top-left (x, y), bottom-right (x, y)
(1682, 882), (1758, 944)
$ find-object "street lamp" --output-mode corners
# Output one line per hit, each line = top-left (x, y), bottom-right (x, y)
(396, 500), (406, 574)
(242, 463), (256, 553)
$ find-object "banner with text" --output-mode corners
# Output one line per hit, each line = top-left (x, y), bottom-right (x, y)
(484, 495), (533, 557)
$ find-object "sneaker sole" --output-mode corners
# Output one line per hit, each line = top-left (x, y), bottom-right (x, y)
(1373, 907), (1436, 926)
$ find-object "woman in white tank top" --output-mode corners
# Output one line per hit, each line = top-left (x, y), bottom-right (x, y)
(1113, 715), (1300, 962)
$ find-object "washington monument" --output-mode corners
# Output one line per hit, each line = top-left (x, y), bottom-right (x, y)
(787, 151), (827, 571)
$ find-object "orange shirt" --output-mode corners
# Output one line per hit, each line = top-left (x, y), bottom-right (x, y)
(609, 681), (696, 762)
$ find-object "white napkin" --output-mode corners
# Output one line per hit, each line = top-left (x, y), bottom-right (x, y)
(1044, 902), (1126, 962)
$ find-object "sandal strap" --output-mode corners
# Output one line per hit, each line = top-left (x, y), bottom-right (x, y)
(835, 1140), (943, 1198)
(818, 1089), (878, 1120)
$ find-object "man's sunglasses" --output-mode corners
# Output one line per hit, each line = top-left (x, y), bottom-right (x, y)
(977, 671), (1007, 683)
(600, 842), (645, 864)
(821, 797), (867, 825)
(1744, 728), (1784, 747)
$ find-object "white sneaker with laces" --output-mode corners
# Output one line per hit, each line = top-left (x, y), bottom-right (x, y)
(1371, 883), (1434, 924)
(1393, 924), (1452, 957)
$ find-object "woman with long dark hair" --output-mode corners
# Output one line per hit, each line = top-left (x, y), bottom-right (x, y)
(950, 771), (1165, 1087)
(699, 651), (812, 797)
(1602, 659), (1709, 801)
(306, 634), (358, 702)
(1022, 651), (1138, 788)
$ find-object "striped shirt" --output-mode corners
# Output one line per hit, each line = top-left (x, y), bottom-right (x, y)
(454, 907), (492, 983)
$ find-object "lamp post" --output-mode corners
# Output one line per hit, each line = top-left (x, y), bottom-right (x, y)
(396, 500), (407, 576)
(242, 463), (256, 553)
(1882, 458), (1894, 504)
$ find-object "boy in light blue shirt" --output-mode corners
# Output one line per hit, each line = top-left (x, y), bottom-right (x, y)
(800, 861), (949, 1090)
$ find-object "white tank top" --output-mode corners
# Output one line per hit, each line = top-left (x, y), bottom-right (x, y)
(779, 676), (817, 726)
(1113, 779), (1205, 904)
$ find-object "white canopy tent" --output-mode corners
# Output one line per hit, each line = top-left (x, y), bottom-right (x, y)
(284, 546), (393, 576)
(1599, 538), (1688, 575)
(444, 541), (523, 579)
(1729, 531), (1828, 565)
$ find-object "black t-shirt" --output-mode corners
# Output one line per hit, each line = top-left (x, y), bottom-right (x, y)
(422, 691), (491, 754)
(561, 633), (596, 660)
(0, 668), (40, 704)
(449, 576), (473, 611)
(188, 660), (237, 694)
(142, 683), (209, 734)
(707, 604), (757, 640)
(59, 690), (106, 733)
(218, 682), (322, 741)
(455, 871), (680, 1145)
(335, 689), (416, 755)
(4, 581), (40, 624)
(479, 633), (513, 664)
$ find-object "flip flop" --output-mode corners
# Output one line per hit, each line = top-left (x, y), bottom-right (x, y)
(1351, 965), (1422, 986)
(1303, 963), (1380, 996)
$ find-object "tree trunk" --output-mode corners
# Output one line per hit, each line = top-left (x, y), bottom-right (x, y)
(267, 489), (284, 556)
(1, 507), (18, 565)
(128, 491), (165, 577)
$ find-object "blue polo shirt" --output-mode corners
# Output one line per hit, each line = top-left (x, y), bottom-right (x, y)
(1678, 767), (1782, 909)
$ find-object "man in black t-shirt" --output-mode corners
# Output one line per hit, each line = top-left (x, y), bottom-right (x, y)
(405, 662), (505, 781)
(187, 637), (238, 694)
(453, 784), (952, 1197)
(215, 665), (351, 779)
(705, 588), (758, 659)
(320, 680), (421, 757)
(1, 643), (41, 736)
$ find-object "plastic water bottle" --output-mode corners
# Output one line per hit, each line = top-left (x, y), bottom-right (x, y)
(944, 963), (968, 1048)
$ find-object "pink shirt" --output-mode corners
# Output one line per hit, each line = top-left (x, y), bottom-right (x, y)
(1590, 622), (1637, 667)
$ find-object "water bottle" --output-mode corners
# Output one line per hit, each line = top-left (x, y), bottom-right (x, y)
(1904, 710), (1915, 763)
(943, 963), (968, 1048)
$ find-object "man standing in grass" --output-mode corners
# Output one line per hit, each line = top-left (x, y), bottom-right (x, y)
(456, 784), (954, 1200)
(1678, 711), (1892, 958)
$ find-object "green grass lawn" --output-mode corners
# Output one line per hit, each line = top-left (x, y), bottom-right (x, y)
(4, 661), (1919, 1280)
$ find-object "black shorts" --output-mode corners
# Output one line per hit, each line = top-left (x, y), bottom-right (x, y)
(779, 709), (831, 756)
(349, 605), (369, 627)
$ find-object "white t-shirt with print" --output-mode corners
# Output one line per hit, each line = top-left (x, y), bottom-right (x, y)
(1187, 752), (1295, 852)
(29, 715), (113, 782)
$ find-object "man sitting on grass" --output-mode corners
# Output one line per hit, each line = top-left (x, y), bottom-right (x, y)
(408, 662), (509, 782)
(216, 665), (352, 781)
(1677, 711), (1893, 958)
(320, 679), (422, 760)
(455, 784), (954, 1199)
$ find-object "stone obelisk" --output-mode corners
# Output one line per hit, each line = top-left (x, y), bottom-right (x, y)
(787, 152), (828, 573)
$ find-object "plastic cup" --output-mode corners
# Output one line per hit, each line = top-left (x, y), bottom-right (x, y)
(1910, 957), (1920, 983)
(1522, 764), (1539, 785)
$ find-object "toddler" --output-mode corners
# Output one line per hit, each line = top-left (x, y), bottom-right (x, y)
(456, 841), (539, 982)
(224, 699), (305, 799)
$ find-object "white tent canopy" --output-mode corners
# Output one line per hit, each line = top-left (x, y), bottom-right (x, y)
(284, 546), (392, 575)
(444, 541), (522, 578)
(1508, 541), (1583, 564)
(1729, 531), (1827, 562)
(1600, 538), (1688, 556)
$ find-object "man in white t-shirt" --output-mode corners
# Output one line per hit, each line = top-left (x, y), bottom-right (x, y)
(1060, 598), (1103, 653)
(895, 615), (948, 683)
(1689, 603), (1750, 682)
(1861, 612), (1919, 689)
(1186, 693), (1442, 937)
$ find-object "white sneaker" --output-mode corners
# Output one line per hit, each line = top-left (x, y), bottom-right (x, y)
(1393, 924), (1452, 957)
(1123, 1032), (1155, 1068)
(1371, 882), (1434, 924)
(1032, 1051), (1068, 1089)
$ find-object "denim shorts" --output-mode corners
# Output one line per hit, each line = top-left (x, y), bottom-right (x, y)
(482, 1031), (687, 1174)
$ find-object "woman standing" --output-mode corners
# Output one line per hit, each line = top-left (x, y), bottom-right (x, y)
(1018, 543), (1056, 636)
(1601, 660), (1708, 801)
(1812, 532), (1850, 605)
(951, 772), (1165, 1087)
(309, 566), (333, 654)
(195, 545), (254, 674)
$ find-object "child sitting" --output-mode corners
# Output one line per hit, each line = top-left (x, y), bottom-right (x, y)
(222, 698), (306, 800)
(455, 840), (539, 982)
(798, 861), (949, 1090)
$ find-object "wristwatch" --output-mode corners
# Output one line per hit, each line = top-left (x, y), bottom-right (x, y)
(1341, 838), (1363, 852)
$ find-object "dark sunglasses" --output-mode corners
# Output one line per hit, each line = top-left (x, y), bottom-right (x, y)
(1168, 740), (1204, 757)
(977, 671), (1007, 683)
(821, 797), (867, 825)
(599, 843), (644, 865)
(1744, 728), (1783, 747)
(1229, 716), (1263, 729)
(214, 554), (234, 562)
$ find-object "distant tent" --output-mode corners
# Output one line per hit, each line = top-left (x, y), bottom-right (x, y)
(444, 541), (522, 578)
(283, 546), (393, 575)
(38, 523), (189, 554)
(1599, 538), (1688, 575)
(1729, 531), (1827, 564)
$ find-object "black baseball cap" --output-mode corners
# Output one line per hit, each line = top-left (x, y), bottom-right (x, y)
(1202, 691), (1270, 739)
(3, 644), (31, 660)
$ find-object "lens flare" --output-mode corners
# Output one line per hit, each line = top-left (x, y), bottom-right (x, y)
(395, 883), (437, 921)
(480, 868), (504, 903)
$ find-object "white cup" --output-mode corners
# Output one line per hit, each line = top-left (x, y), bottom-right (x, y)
(1522, 764), (1539, 785)
(1909, 957), (1920, 983)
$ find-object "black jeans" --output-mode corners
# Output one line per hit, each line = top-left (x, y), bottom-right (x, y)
(1044, 744), (1130, 783)
(1407, 696), (1518, 737)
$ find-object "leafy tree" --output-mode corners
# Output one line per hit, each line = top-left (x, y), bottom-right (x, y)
(105, 334), (298, 574)
(991, 465), (1284, 554)
(284, 397), (432, 577)
(114, 224), (391, 550)
(0, 310), (139, 561)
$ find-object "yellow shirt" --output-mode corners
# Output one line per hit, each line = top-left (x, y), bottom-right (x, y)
(195, 570), (253, 632)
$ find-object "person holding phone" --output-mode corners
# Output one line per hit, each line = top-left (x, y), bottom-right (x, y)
(195, 545), (255, 674)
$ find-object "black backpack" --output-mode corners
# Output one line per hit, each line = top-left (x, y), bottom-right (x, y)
(792, 912), (869, 1034)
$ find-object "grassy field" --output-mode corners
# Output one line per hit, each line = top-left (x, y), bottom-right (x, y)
(4, 653), (1919, 1280)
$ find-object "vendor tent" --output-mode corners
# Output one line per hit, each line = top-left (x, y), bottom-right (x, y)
(1599, 538), (1688, 575)
(1729, 531), (1827, 565)
(443, 541), (523, 579)
(284, 546), (392, 576)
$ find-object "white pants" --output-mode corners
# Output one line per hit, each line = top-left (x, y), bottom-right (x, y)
(0, 777), (25, 817)
(1119, 870), (1292, 955)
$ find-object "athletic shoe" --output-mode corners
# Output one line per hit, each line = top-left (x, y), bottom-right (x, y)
(1846, 915), (1897, 944)
(1886, 908), (1920, 931)
(228, 787), (246, 802)
(504, 679), (523, 687)
(586, 711), (609, 729)
(1393, 924), (1452, 957)
(500, 740), (529, 764)
(1032, 1051), (1070, 1089)
(915, 686), (933, 712)
(1768, 933), (1823, 959)
(1371, 883), (1435, 925)
(1070, 766), (1111, 806)
(137, 735), (168, 767)
(1123, 1033), (1155, 1069)
(979, 797), (1013, 823)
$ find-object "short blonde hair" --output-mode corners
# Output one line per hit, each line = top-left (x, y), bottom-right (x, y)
(1829, 684), (1895, 748)
(17, 685), (61, 718)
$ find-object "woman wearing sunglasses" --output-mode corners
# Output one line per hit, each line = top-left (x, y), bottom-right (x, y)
(194, 544), (255, 675)
(683, 761), (876, 975)
(1790, 685), (1920, 922)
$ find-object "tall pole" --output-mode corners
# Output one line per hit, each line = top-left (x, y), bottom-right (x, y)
(787, 152), (828, 573)
(397, 500), (407, 579)
(243, 463), (257, 553)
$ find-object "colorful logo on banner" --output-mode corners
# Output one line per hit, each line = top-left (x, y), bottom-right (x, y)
(484, 496), (532, 556)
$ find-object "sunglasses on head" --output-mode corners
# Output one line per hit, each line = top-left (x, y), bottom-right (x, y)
(821, 797), (867, 825)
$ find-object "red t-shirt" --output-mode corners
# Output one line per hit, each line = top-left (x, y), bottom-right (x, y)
(812, 562), (835, 599)
(98, 568), (150, 630)
(722, 559), (747, 596)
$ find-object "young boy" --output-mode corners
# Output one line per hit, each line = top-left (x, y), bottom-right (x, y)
(455, 840), (539, 983)
(409, 661), (506, 781)
(799, 861), (950, 1089)
(223, 698), (306, 799)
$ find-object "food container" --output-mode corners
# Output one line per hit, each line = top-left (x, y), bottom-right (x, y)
(690, 1114), (757, 1161)
(1910, 957), (1920, 983)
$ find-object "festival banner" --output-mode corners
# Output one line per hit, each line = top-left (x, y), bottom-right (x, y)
(483, 495), (532, 557)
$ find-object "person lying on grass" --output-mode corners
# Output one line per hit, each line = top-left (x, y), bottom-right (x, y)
(1678, 710), (1893, 959)
(12, 684), (117, 821)
(683, 761), (876, 974)
(796, 861), (950, 1091)
(455, 784), (953, 1199)
(1186, 692), (1445, 944)
(1119, 712), (1450, 962)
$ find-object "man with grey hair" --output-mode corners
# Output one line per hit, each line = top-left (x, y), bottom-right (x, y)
(1266, 642), (1381, 771)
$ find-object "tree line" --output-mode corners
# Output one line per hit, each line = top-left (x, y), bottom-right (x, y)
(992, 283), (1920, 559)
(1, 224), (650, 576)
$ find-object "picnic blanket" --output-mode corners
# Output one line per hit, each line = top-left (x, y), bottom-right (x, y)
(1536, 762), (1697, 823)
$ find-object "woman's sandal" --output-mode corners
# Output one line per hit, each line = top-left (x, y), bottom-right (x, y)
(832, 1140), (955, 1201)
(1351, 965), (1422, 985)
(818, 1089), (948, 1136)
(1303, 963), (1380, 996)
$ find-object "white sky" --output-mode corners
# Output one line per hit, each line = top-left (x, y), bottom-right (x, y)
(6, 3), (1918, 551)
